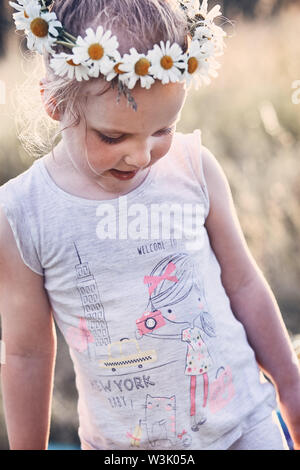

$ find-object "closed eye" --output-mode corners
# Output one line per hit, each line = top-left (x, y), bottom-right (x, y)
(97, 126), (175, 145)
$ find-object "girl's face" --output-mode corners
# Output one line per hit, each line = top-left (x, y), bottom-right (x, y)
(58, 79), (187, 195)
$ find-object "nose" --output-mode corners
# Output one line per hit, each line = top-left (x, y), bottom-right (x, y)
(124, 143), (152, 169)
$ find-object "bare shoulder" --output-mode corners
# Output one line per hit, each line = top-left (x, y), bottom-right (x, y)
(0, 205), (54, 355)
(201, 145), (231, 201)
(0, 204), (44, 286)
(201, 145), (260, 296)
(201, 145), (236, 230)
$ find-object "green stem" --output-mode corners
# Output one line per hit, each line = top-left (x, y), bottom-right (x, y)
(55, 40), (75, 49)
(63, 31), (77, 42)
(60, 36), (75, 45)
(40, 0), (47, 12)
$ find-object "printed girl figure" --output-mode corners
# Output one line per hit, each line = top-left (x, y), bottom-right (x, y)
(141, 253), (216, 431)
(181, 325), (212, 430)
(2, 0), (299, 451)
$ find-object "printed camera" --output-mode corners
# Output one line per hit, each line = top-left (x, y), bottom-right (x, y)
(136, 310), (166, 336)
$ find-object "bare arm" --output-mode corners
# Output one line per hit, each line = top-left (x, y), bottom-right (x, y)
(202, 146), (300, 448)
(0, 206), (56, 450)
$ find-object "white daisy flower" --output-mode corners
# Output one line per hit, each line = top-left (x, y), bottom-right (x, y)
(50, 52), (90, 81)
(199, 0), (222, 22)
(9, 0), (34, 19)
(194, 22), (226, 58)
(199, 38), (215, 56)
(117, 48), (155, 90)
(180, 0), (200, 18)
(190, 60), (212, 89)
(147, 40), (186, 85)
(210, 23), (227, 56)
(196, 1), (227, 48)
(194, 24), (213, 42)
(9, 0), (33, 18)
(9, 0), (62, 54)
(194, 21), (226, 41)
(9, 0), (32, 6)
(72, 26), (119, 79)
(183, 39), (211, 89)
(98, 50), (124, 81)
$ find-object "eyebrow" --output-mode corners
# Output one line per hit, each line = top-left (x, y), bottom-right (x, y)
(98, 118), (180, 135)
(99, 125), (174, 135)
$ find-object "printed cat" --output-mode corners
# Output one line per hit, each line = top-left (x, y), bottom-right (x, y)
(144, 394), (176, 447)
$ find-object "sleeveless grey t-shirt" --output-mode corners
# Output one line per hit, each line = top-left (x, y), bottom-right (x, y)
(0, 130), (277, 450)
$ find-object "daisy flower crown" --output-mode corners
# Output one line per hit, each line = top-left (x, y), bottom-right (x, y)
(9, 0), (227, 110)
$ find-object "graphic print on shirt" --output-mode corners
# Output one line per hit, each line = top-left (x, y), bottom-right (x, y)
(209, 366), (235, 414)
(85, 250), (235, 447)
(65, 316), (95, 353)
(126, 419), (143, 447)
(126, 393), (193, 449)
(144, 394), (177, 448)
(72, 242), (111, 360)
(138, 252), (235, 431)
(98, 338), (157, 372)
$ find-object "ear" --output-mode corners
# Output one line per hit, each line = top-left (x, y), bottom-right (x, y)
(39, 79), (60, 121)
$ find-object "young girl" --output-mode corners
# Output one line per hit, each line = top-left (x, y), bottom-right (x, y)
(0, 0), (299, 451)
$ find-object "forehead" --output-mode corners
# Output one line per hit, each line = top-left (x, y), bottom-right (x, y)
(83, 80), (187, 131)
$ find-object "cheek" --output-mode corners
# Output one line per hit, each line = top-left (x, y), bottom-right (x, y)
(85, 132), (119, 168)
(152, 135), (173, 160)
(84, 132), (174, 168)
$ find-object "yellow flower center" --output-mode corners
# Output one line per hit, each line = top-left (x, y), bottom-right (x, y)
(66, 59), (79, 67)
(30, 17), (49, 38)
(114, 62), (125, 74)
(160, 55), (173, 70)
(188, 57), (198, 74)
(88, 43), (104, 60)
(134, 58), (151, 76)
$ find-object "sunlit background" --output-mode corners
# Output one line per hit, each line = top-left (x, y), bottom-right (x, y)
(0, 0), (300, 450)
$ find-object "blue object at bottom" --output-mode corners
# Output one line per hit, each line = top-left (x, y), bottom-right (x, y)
(48, 442), (80, 450)
(276, 410), (294, 450)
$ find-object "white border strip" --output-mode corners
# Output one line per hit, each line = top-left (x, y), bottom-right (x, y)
(0, 340), (6, 365)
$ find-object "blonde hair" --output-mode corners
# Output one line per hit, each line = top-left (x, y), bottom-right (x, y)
(14, 0), (189, 160)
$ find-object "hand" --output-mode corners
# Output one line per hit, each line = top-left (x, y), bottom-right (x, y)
(277, 379), (300, 450)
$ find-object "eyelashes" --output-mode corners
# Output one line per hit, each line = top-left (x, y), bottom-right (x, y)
(97, 126), (175, 145)
(97, 133), (125, 145)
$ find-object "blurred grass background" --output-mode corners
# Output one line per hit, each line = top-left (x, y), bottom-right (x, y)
(0, 0), (300, 449)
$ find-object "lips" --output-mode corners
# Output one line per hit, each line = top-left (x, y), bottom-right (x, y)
(109, 169), (138, 180)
